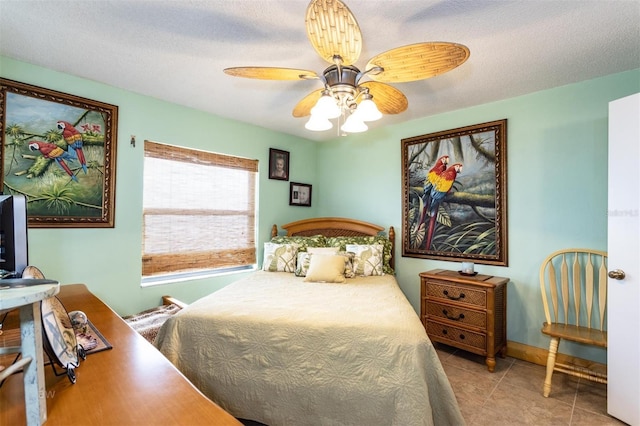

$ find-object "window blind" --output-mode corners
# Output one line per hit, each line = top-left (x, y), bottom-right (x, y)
(142, 141), (258, 277)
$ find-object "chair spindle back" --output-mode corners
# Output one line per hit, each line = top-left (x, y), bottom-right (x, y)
(539, 248), (607, 331)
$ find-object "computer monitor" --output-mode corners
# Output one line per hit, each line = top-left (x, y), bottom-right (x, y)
(0, 194), (28, 277)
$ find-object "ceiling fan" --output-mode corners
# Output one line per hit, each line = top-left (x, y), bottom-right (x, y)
(224, 0), (470, 134)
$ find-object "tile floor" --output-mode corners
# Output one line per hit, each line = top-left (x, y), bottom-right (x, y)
(434, 343), (625, 425)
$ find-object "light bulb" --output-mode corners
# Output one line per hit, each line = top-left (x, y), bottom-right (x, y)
(340, 114), (368, 133)
(305, 114), (333, 131)
(357, 96), (382, 122)
(313, 92), (341, 119)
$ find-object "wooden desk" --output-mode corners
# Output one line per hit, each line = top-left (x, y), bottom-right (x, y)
(0, 284), (241, 425)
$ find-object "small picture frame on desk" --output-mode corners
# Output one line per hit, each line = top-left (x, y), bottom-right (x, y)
(269, 148), (289, 181)
(289, 182), (312, 207)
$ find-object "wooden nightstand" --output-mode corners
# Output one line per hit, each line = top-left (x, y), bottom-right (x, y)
(420, 269), (509, 372)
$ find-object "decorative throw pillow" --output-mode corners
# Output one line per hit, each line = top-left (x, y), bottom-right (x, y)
(346, 244), (384, 276)
(295, 252), (312, 277)
(307, 247), (340, 255)
(270, 235), (327, 252)
(303, 254), (347, 283)
(326, 236), (394, 275)
(295, 250), (355, 278)
(336, 251), (356, 278)
(262, 242), (299, 272)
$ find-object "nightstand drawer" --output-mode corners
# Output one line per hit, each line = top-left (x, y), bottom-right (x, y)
(426, 321), (486, 351)
(426, 301), (486, 328)
(425, 280), (487, 308)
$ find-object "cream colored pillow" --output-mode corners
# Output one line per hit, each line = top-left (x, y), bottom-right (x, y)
(303, 254), (347, 283)
(307, 247), (340, 255)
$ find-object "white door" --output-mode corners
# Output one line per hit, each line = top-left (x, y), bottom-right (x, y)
(607, 93), (640, 425)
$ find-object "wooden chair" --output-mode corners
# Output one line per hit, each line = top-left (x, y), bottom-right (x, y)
(539, 248), (608, 397)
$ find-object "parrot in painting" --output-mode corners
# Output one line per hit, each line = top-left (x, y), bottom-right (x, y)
(57, 120), (87, 173)
(417, 155), (449, 227)
(424, 163), (463, 250)
(29, 141), (78, 182)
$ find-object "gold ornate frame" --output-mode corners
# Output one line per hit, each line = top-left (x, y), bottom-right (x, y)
(401, 119), (508, 266)
(0, 78), (118, 228)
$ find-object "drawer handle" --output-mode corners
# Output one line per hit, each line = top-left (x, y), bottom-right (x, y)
(459, 334), (465, 340)
(442, 329), (448, 335)
(442, 309), (465, 321)
(443, 289), (465, 300)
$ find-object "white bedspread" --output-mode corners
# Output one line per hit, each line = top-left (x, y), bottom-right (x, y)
(155, 271), (464, 426)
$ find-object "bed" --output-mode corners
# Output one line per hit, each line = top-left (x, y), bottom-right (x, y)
(155, 217), (464, 426)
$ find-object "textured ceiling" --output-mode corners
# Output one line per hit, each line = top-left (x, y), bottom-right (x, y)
(1, 0), (639, 141)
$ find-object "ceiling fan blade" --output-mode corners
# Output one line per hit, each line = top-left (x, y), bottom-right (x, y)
(224, 67), (319, 81)
(292, 89), (324, 117)
(365, 42), (470, 83)
(305, 0), (362, 66)
(359, 81), (408, 115)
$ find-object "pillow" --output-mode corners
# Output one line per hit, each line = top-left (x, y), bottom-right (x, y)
(346, 244), (384, 276)
(295, 250), (355, 278)
(326, 236), (394, 275)
(336, 251), (356, 278)
(295, 252), (312, 277)
(303, 254), (347, 283)
(307, 247), (339, 255)
(262, 242), (299, 272)
(270, 235), (327, 252)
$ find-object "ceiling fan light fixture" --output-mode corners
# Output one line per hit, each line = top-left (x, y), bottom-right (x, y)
(340, 114), (368, 133)
(305, 114), (333, 131)
(225, 0), (470, 137)
(313, 91), (341, 119)
(355, 94), (382, 122)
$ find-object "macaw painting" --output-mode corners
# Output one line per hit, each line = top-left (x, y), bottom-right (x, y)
(401, 119), (508, 266)
(0, 79), (117, 228)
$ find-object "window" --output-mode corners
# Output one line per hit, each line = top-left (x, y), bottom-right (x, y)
(142, 141), (258, 283)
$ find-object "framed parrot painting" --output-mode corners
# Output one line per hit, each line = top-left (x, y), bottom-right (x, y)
(0, 78), (118, 228)
(401, 119), (508, 266)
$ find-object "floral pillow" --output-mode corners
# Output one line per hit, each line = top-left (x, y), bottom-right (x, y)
(346, 244), (384, 276)
(326, 236), (394, 274)
(262, 242), (299, 272)
(337, 251), (356, 278)
(295, 252), (312, 277)
(270, 235), (327, 252)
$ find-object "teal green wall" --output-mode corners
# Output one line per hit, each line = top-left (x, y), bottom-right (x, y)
(316, 69), (640, 363)
(1, 56), (318, 316)
(2, 54), (638, 363)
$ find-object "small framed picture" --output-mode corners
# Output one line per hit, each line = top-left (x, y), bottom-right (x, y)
(269, 148), (289, 181)
(289, 182), (312, 207)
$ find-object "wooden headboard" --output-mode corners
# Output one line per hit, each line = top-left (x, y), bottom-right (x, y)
(271, 217), (395, 270)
